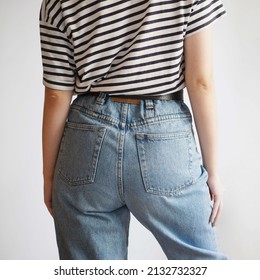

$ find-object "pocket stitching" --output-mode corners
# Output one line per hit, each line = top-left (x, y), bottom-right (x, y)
(136, 132), (194, 197)
(57, 122), (106, 186)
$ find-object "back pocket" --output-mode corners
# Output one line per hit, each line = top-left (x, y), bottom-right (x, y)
(57, 121), (106, 186)
(136, 131), (196, 196)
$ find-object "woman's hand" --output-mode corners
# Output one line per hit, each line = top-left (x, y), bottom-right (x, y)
(207, 174), (224, 226)
(44, 178), (54, 217)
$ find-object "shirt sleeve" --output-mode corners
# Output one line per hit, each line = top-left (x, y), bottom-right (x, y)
(39, 0), (76, 91)
(185, 0), (226, 38)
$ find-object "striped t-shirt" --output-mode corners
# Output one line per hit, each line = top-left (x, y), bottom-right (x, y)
(39, 0), (226, 96)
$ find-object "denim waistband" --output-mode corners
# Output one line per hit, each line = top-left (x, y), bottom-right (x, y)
(70, 92), (192, 129)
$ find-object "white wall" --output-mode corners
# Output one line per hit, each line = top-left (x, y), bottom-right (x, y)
(0, 0), (259, 260)
(212, 0), (260, 259)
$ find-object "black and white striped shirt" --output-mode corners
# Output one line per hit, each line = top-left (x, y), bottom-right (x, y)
(39, 0), (226, 96)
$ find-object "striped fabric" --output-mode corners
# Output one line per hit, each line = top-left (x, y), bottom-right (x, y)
(39, 0), (226, 96)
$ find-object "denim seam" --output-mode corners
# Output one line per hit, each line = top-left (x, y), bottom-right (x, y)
(117, 104), (129, 203)
(117, 132), (126, 203)
(70, 105), (119, 127)
(188, 135), (196, 184)
(130, 114), (191, 128)
(136, 131), (191, 140)
(66, 121), (107, 132)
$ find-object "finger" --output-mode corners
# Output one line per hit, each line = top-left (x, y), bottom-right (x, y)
(208, 188), (214, 201)
(45, 201), (54, 217)
(212, 200), (223, 226)
(210, 196), (221, 225)
(211, 198), (223, 226)
(48, 208), (54, 217)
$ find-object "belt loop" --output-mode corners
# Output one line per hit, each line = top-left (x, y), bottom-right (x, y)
(145, 99), (155, 118)
(96, 92), (106, 106)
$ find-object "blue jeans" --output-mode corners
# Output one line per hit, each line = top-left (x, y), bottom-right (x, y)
(52, 93), (226, 260)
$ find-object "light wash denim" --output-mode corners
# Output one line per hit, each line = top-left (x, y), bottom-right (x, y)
(52, 93), (226, 260)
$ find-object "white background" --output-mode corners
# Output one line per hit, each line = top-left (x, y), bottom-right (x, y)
(0, 0), (259, 260)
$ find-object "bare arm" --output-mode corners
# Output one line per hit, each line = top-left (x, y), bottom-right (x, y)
(42, 87), (73, 215)
(184, 28), (224, 226)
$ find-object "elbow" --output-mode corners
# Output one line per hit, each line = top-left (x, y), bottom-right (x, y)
(186, 77), (214, 95)
(44, 87), (73, 104)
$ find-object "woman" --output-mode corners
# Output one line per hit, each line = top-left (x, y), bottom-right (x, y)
(40, 0), (227, 260)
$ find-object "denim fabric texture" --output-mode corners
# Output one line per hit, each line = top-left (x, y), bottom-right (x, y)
(52, 93), (226, 260)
